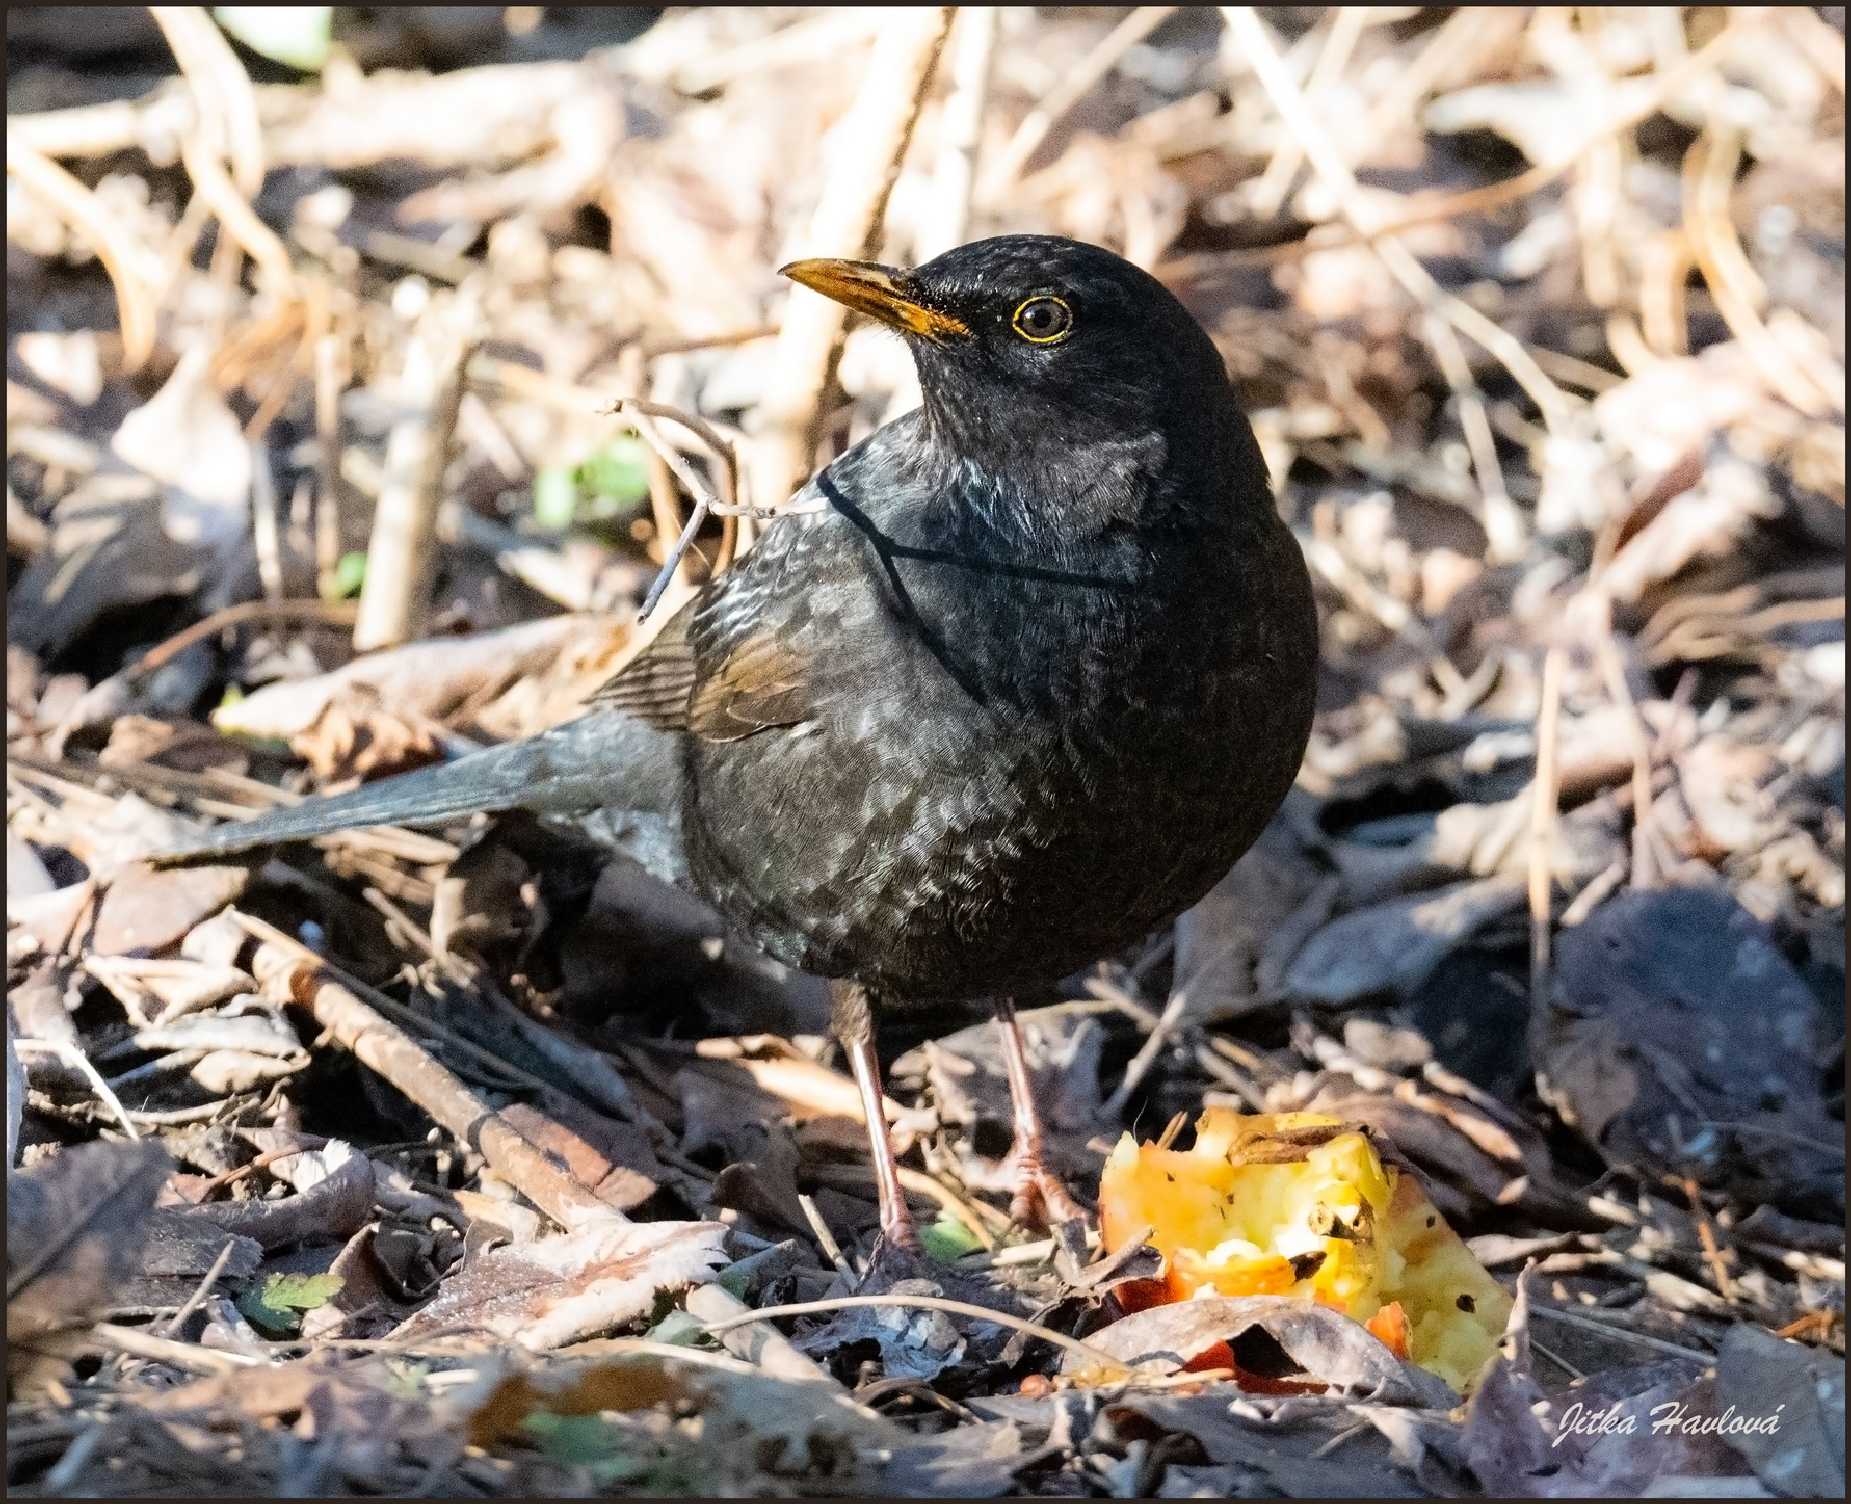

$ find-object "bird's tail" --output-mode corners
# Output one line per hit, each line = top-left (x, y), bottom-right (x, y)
(154, 710), (679, 863)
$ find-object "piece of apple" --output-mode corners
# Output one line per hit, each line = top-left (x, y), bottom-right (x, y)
(1098, 1109), (1511, 1391)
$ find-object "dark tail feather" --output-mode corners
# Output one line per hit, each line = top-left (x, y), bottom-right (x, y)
(154, 711), (678, 863)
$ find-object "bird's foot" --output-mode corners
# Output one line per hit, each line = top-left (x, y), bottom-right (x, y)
(1002, 1144), (1095, 1267)
(853, 1226), (935, 1294)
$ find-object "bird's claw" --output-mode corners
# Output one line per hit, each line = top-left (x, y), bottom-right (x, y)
(853, 1223), (934, 1294)
(1003, 1147), (1094, 1240)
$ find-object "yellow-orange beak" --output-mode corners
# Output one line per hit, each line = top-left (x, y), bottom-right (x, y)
(779, 258), (969, 343)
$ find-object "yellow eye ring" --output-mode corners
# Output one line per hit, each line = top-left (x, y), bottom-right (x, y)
(1011, 295), (1074, 344)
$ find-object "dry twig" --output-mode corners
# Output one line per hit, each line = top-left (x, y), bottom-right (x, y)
(13, 1037), (142, 1142)
(702, 1292), (1126, 1373)
(353, 308), (472, 651)
(4, 140), (159, 369)
(1222, 6), (1574, 427)
(752, 7), (954, 513)
(981, 6), (1176, 200)
(237, 912), (615, 1230)
(1527, 643), (1567, 1015)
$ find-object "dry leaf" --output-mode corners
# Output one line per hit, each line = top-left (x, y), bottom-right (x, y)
(1539, 886), (1843, 1214)
(1285, 877), (1525, 1005)
(1714, 1325), (1846, 1498)
(190, 1139), (377, 1250)
(212, 613), (631, 752)
(1069, 1296), (1455, 1407)
(91, 861), (250, 955)
(392, 1218), (727, 1351)
(10, 351), (254, 656)
(6, 1139), (173, 1363)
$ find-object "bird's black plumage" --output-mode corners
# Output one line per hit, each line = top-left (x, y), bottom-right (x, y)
(159, 235), (1318, 1235)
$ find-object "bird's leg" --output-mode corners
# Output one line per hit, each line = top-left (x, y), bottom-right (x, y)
(994, 997), (1092, 1233)
(831, 980), (920, 1253)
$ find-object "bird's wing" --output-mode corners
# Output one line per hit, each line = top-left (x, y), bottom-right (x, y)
(588, 602), (702, 729)
(588, 513), (830, 743)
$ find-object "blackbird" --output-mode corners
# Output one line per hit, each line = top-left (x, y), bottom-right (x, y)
(158, 234), (1318, 1250)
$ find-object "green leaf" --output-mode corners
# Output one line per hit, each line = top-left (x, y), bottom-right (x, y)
(237, 1271), (343, 1336)
(532, 464), (578, 531)
(644, 1308), (709, 1348)
(324, 550), (367, 600)
(213, 7), (333, 72)
(920, 1213), (985, 1262)
(521, 1413), (653, 1483)
(574, 435), (651, 510)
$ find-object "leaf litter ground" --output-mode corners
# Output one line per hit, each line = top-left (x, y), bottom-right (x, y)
(6, 7), (1844, 1497)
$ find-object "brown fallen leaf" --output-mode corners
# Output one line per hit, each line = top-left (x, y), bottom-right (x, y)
(500, 1097), (659, 1214)
(189, 1138), (376, 1250)
(91, 860), (250, 956)
(211, 612), (633, 758)
(392, 1217), (727, 1351)
(1066, 1296), (1455, 1408)
(1284, 876), (1526, 1006)
(1538, 886), (1843, 1215)
(6, 1139), (173, 1367)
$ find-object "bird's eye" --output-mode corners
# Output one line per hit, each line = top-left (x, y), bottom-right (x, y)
(1011, 295), (1073, 344)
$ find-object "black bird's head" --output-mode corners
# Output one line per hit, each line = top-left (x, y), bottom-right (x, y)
(782, 235), (1262, 538)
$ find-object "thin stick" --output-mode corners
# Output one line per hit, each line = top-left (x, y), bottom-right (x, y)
(1102, 983), (1191, 1121)
(1678, 1177), (1737, 1306)
(5, 138), (158, 369)
(1425, 313), (1526, 564)
(921, 5), (996, 261)
(174, 133), (294, 294)
(71, 1322), (261, 1374)
(633, 436), (713, 621)
(14, 1037), (141, 1141)
(954, 1236), (1058, 1272)
(39, 1421), (107, 1496)
(147, 4), (263, 196)
(1528, 1305), (1715, 1363)
(354, 314), (471, 651)
(753, 7), (954, 513)
(615, 398), (742, 507)
(683, 1281), (850, 1393)
(159, 1236), (242, 1340)
(983, 7), (1176, 199)
(148, 8), (292, 296)
(1247, 6), (1365, 219)
(249, 440), (285, 601)
(313, 331), (346, 594)
(124, 598), (358, 681)
(194, 1142), (323, 1200)
(701, 1293), (1126, 1373)
(809, 1162), (1007, 1241)
(798, 1193), (856, 1279)
(618, 401), (787, 621)
(1685, 127), (1843, 417)
(235, 913), (615, 1230)
(1588, 597), (1660, 889)
(1221, 6), (1574, 427)
(1528, 644), (1567, 1016)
